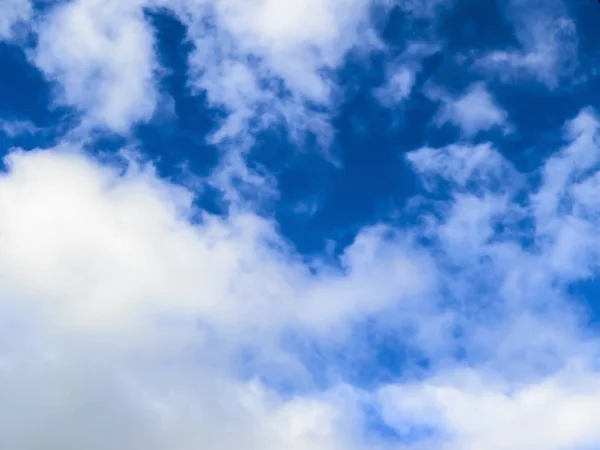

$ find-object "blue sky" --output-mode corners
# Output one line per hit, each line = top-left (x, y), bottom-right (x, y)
(2, 0), (600, 448)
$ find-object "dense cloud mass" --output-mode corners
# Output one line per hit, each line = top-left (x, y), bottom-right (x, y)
(1, 0), (600, 449)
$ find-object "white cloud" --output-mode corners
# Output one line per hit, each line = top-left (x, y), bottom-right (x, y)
(374, 41), (440, 108)
(378, 366), (600, 450)
(374, 65), (416, 109)
(407, 142), (514, 191)
(432, 83), (509, 137)
(478, 0), (578, 88)
(176, 0), (384, 145)
(5, 106), (600, 448)
(0, 119), (38, 137)
(370, 108), (600, 448)
(0, 335), (363, 450)
(379, 109), (600, 450)
(31, 0), (159, 133)
(0, 143), (434, 449)
(14, 0), (393, 202)
(0, 147), (432, 336)
(7, 0), (391, 143)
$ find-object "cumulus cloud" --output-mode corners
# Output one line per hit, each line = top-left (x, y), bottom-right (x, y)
(431, 82), (509, 137)
(175, 0), (385, 146)
(13, 0), (395, 202)
(0, 143), (432, 449)
(32, 0), (159, 133)
(370, 107), (600, 448)
(0, 147), (431, 336)
(0, 336), (363, 450)
(378, 366), (600, 450)
(4, 104), (600, 448)
(0, 139), (439, 450)
(16, 0), (387, 142)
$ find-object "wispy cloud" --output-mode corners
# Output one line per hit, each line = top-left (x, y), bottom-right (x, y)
(176, 0), (385, 146)
(430, 82), (510, 137)
(0, 119), (38, 137)
(374, 42), (440, 108)
(477, 0), (579, 88)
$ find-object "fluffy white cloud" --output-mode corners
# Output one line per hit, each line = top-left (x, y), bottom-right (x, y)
(0, 147), (430, 337)
(17, 0), (387, 141)
(0, 335), (363, 450)
(12, 0), (394, 201)
(0, 143), (431, 449)
(378, 366), (600, 450)
(369, 107), (600, 449)
(431, 83), (509, 137)
(4, 107), (600, 449)
(32, 0), (159, 133)
(176, 0), (384, 145)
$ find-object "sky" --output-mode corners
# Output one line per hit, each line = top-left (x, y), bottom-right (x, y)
(2, 0), (600, 449)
